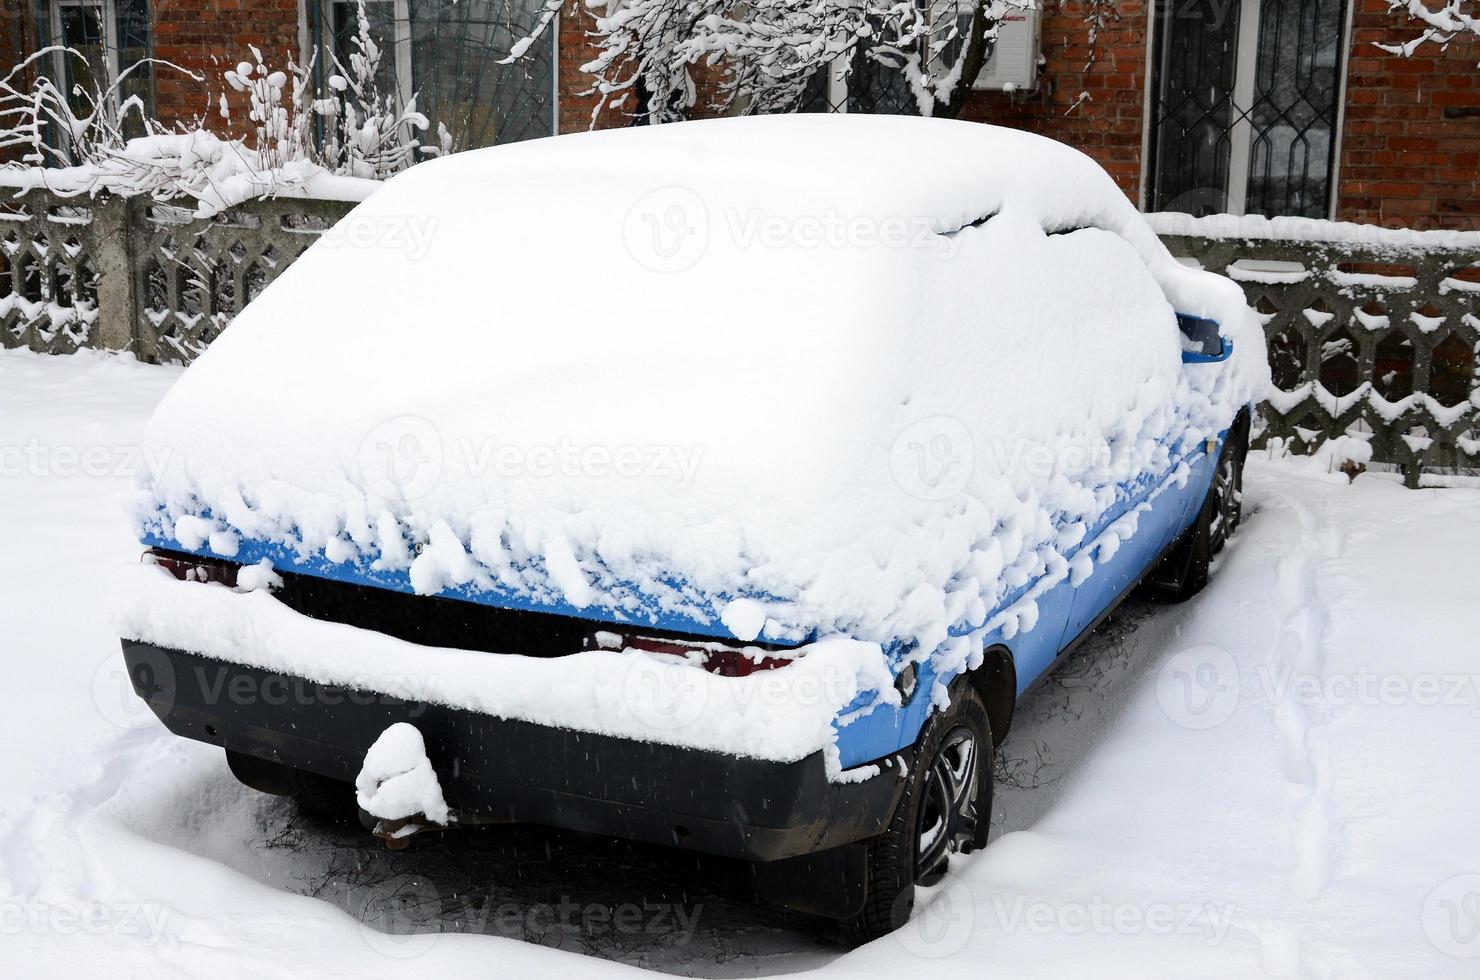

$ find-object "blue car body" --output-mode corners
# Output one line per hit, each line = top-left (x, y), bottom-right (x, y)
(116, 117), (1266, 933)
(135, 334), (1237, 772)
(123, 324), (1245, 931)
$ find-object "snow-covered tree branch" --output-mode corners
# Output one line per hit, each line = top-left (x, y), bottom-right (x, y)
(1081, 0), (1122, 71)
(512, 0), (1033, 124)
(1378, 0), (1480, 58)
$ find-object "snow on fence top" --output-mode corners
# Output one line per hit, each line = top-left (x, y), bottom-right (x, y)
(1146, 210), (1480, 254)
(0, 135), (380, 214)
(132, 115), (1266, 678)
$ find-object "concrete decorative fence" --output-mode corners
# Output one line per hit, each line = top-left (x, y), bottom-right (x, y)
(0, 190), (354, 363)
(3, 187), (1477, 486)
(1161, 234), (1480, 487)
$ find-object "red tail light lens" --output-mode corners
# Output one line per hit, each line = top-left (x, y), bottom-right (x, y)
(146, 549), (241, 588)
(590, 631), (794, 677)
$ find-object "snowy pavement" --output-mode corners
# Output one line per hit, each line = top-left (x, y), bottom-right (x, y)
(3, 347), (1479, 978)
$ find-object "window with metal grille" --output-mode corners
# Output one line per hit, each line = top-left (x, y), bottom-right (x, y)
(312, 0), (556, 150)
(1146, 0), (1347, 219)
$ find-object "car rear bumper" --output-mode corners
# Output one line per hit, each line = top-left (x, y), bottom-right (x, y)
(122, 640), (906, 866)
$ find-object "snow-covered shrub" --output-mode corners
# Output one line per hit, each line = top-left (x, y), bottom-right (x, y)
(0, 47), (172, 169)
(296, 0), (431, 180)
(0, 0), (425, 216)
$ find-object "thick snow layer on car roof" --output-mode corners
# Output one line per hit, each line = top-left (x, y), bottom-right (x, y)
(131, 115), (1268, 665)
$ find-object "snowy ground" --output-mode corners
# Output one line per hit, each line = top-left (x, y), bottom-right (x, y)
(3, 347), (1479, 978)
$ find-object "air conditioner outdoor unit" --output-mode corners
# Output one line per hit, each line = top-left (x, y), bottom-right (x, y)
(971, 7), (1041, 91)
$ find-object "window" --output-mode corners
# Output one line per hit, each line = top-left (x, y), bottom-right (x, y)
(326, 0), (413, 110)
(313, 0), (556, 150)
(43, 0), (152, 132)
(1146, 0), (1347, 219)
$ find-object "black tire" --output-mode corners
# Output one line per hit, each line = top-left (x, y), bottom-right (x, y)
(1146, 427), (1245, 603)
(1207, 430), (1245, 555)
(840, 683), (993, 947)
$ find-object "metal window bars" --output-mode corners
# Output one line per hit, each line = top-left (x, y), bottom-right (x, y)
(1147, 0), (1347, 219)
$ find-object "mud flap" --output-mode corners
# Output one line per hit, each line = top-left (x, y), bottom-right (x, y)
(750, 842), (869, 920)
(225, 748), (298, 796)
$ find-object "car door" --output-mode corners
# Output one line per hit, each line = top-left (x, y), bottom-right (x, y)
(1053, 261), (1229, 649)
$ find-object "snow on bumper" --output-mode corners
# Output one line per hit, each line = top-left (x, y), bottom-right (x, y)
(109, 563), (897, 765)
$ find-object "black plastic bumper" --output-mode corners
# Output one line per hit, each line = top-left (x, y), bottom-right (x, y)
(122, 641), (906, 867)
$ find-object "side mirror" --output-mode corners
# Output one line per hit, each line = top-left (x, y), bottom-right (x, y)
(1177, 313), (1232, 363)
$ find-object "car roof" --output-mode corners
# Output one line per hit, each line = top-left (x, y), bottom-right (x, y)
(393, 114), (1126, 236)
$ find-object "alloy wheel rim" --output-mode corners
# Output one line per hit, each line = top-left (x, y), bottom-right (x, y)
(914, 727), (979, 885)
(1210, 454), (1239, 549)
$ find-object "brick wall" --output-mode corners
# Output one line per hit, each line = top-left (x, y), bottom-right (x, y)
(0, 0), (299, 129)
(0, 0), (39, 138)
(1340, 0), (1480, 229)
(0, 0), (30, 72)
(150, 0), (300, 127)
(557, 0), (605, 134)
(960, 0), (1152, 206)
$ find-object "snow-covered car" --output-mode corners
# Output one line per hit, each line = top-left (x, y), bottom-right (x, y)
(115, 115), (1267, 944)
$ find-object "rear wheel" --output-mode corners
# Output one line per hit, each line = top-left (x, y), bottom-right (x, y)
(1146, 427), (1245, 603)
(841, 684), (992, 946)
(1208, 436), (1243, 554)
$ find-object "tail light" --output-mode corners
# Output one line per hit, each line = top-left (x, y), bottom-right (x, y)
(588, 630), (794, 677)
(146, 548), (241, 588)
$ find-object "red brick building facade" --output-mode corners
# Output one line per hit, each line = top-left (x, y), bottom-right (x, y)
(957, 0), (1480, 229)
(2, 0), (1475, 229)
